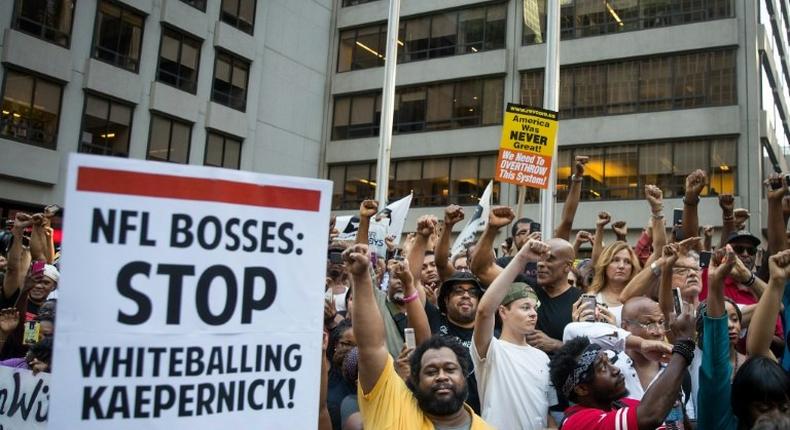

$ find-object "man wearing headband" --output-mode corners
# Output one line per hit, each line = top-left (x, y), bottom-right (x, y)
(549, 309), (696, 429)
(472, 239), (557, 429)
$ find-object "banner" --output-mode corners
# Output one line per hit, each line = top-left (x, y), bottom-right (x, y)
(450, 181), (493, 257)
(49, 155), (331, 429)
(495, 103), (558, 188)
(334, 193), (413, 254)
(0, 367), (49, 430)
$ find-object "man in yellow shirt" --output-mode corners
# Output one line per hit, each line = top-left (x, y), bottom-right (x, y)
(345, 243), (492, 430)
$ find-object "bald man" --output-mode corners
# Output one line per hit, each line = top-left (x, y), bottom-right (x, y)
(617, 297), (694, 423)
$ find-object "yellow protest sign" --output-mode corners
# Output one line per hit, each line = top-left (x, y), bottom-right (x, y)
(495, 103), (558, 188)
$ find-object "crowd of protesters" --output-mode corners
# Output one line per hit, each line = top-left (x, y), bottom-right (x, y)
(317, 158), (790, 430)
(3, 159), (790, 429)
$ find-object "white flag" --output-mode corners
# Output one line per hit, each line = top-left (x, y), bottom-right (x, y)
(450, 181), (494, 257)
(333, 194), (414, 255)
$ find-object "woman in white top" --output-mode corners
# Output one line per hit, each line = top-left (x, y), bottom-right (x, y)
(588, 241), (641, 327)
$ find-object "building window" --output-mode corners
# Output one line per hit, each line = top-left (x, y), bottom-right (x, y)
(520, 49), (736, 119)
(180, 0), (206, 11)
(147, 114), (191, 163)
(337, 3), (506, 72)
(204, 132), (242, 169)
(329, 154), (500, 209)
(92, 1), (145, 72)
(0, 70), (62, 149)
(523, 0), (733, 45)
(12, 0), (75, 47)
(157, 27), (202, 93)
(342, 0), (380, 6)
(552, 137), (737, 202)
(332, 76), (504, 140)
(220, 0), (256, 34)
(212, 51), (250, 111)
(79, 94), (133, 157)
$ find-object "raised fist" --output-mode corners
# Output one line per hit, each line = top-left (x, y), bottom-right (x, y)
(701, 225), (714, 238)
(488, 206), (515, 229)
(342, 244), (370, 276)
(574, 155), (589, 177)
(596, 211), (612, 228)
(719, 194), (734, 214)
(388, 258), (414, 285)
(733, 209), (750, 230)
(521, 239), (550, 260)
(444, 205), (465, 227)
(416, 215), (438, 238)
(685, 169), (707, 197)
(575, 230), (593, 244)
(612, 221), (627, 238)
(709, 245), (737, 283)
(644, 185), (663, 213)
(661, 243), (679, 267)
(359, 200), (378, 219)
(768, 249), (790, 282)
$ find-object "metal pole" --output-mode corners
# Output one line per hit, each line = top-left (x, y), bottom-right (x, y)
(375, 0), (401, 207)
(539, 0), (560, 238)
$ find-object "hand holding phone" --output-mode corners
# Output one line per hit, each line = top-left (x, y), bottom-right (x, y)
(581, 294), (597, 322)
(404, 328), (416, 349)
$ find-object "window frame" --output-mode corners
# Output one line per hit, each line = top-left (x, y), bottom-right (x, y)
(91, 0), (147, 73)
(520, 48), (737, 120)
(211, 49), (252, 112)
(146, 113), (193, 164)
(204, 130), (243, 169)
(11, 0), (77, 48)
(179, 0), (207, 12)
(0, 68), (65, 150)
(78, 91), (136, 157)
(156, 24), (203, 95)
(219, 0), (257, 35)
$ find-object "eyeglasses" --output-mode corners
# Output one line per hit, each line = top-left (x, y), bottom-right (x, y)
(449, 286), (481, 299)
(624, 319), (665, 331)
(732, 245), (757, 256)
(672, 267), (698, 276)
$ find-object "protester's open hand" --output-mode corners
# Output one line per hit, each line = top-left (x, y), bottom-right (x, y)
(733, 208), (750, 230)
(444, 205), (465, 227)
(709, 245), (737, 283)
(359, 200), (378, 219)
(596, 211), (611, 228)
(416, 215), (438, 238)
(612, 221), (627, 238)
(640, 339), (672, 363)
(719, 194), (735, 214)
(0, 308), (19, 335)
(488, 206), (515, 229)
(396, 345), (415, 381)
(685, 169), (707, 197)
(574, 156), (589, 177)
(769, 249), (790, 283)
(343, 244), (370, 276)
(677, 236), (702, 255)
(645, 185), (664, 214)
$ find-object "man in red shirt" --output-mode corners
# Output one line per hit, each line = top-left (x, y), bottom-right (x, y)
(550, 312), (696, 430)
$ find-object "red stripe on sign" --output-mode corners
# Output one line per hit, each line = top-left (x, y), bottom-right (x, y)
(77, 167), (321, 211)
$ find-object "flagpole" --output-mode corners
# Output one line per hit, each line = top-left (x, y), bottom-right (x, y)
(539, 0), (560, 237)
(375, 0), (401, 207)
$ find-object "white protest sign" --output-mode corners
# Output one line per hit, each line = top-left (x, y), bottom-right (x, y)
(334, 193), (413, 253)
(49, 155), (331, 429)
(0, 367), (50, 430)
(451, 180), (494, 257)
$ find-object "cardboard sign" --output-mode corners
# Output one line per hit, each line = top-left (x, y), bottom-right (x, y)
(0, 367), (50, 430)
(495, 103), (558, 188)
(49, 155), (331, 429)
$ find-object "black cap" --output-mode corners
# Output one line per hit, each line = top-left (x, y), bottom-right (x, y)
(437, 271), (484, 315)
(726, 231), (761, 248)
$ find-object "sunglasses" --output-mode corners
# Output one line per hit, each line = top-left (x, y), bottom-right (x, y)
(732, 245), (757, 256)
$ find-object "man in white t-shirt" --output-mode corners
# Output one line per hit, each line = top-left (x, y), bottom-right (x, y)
(472, 239), (557, 430)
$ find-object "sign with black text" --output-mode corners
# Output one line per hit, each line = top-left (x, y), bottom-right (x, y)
(0, 367), (49, 430)
(49, 155), (331, 429)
